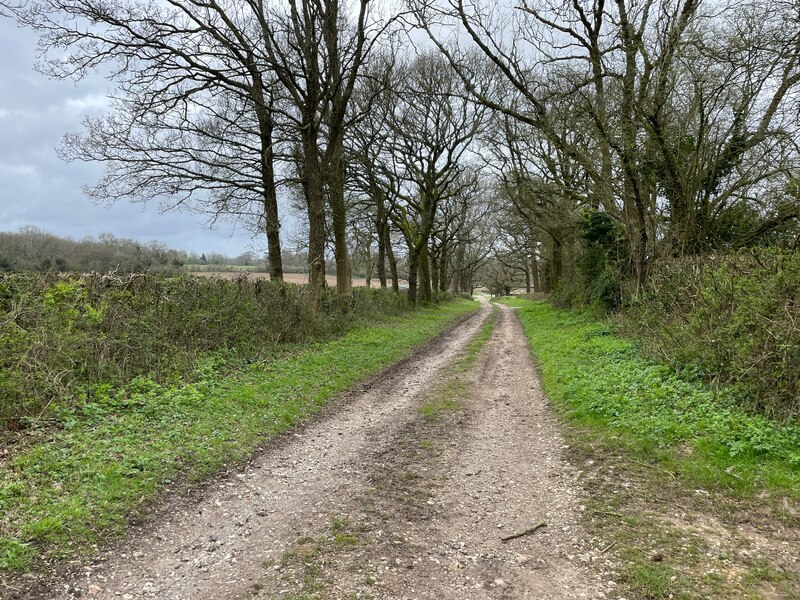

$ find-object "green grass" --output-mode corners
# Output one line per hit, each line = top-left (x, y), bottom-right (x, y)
(499, 298), (800, 499)
(500, 297), (800, 598)
(0, 300), (478, 572)
(418, 305), (497, 420)
(418, 386), (463, 420)
(455, 305), (497, 372)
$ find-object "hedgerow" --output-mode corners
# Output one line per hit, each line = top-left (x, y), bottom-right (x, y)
(0, 273), (408, 431)
(621, 250), (800, 419)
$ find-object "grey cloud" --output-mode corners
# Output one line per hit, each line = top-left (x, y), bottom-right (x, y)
(0, 19), (258, 256)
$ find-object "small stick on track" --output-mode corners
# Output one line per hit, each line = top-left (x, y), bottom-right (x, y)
(500, 521), (547, 542)
(598, 541), (616, 555)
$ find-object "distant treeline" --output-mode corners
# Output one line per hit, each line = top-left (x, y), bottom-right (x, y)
(0, 227), (310, 274)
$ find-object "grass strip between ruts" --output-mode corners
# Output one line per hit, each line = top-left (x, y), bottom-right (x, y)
(0, 299), (479, 571)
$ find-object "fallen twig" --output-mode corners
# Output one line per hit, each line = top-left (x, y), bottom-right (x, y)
(500, 521), (546, 542)
(598, 541), (616, 555)
(592, 509), (624, 518)
(630, 459), (677, 480)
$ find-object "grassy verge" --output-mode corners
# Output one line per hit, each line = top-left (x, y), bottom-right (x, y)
(499, 297), (800, 599)
(0, 300), (478, 572)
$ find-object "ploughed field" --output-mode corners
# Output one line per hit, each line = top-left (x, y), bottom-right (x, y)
(191, 271), (405, 288)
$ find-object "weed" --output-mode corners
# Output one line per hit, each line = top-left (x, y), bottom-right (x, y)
(0, 273), (413, 431)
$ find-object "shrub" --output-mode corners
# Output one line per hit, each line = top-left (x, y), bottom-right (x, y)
(621, 250), (800, 419)
(0, 273), (409, 431)
(553, 210), (627, 310)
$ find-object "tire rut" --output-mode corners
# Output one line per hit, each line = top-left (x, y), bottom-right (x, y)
(252, 303), (612, 599)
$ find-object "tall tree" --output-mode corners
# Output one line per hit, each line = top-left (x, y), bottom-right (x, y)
(412, 0), (800, 293)
(259, 0), (392, 302)
(384, 52), (486, 304)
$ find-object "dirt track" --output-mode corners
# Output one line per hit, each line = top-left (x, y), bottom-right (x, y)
(36, 300), (615, 599)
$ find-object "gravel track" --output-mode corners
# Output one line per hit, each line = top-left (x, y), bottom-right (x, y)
(35, 304), (489, 600)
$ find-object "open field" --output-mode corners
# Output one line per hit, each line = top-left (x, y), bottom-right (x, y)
(191, 270), (406, 288)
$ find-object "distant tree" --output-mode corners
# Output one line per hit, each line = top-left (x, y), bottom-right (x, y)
(348, 51), (487, 304)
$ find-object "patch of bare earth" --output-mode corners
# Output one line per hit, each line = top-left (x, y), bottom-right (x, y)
(13, 302), (613, 600)
(573, 435), (800, 598)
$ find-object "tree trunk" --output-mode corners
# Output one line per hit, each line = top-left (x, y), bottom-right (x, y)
(452, 245), (464, 293)
(386, 226), (399, 293)
(375, 196), (388, 288)
(419, 243), (432, 303)
(302, 134), (326, 307)
(327, 147), (352, 296)
(439, 247), (448, 292)
(253, 81), (283, 281)
(406, 252), (418, 306)
(376, 234), (386, 288)
(430, 244), (440, 297)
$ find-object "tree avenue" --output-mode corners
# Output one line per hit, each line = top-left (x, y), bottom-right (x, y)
(8, 0), (800, 306)
(412, 0), (800, 296)
(15, 0), (387, 304)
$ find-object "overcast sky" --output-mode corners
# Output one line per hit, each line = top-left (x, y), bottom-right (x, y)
(0, 19), (258, 256)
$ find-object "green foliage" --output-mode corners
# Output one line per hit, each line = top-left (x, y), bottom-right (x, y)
(0, 273), (415, 431)
(706, 203), (764, 248)
(0, 299), (478, 571)
(555, 210), (627, 309)
(0, 538), (35, 570)
(623, 250), (800, 418)
(503, 299), (800, 498)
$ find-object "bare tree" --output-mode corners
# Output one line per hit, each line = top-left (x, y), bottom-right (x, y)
(258, 0), (395, 302)
(411, 0), (800, 294)
(383, 51), (486, 304)
(346, 52), (403, 291)
(16, 0), (293, 280)
(16, 0), (397, 303)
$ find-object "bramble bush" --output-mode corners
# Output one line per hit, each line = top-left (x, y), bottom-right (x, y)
(0, 273), (408, 431)
(621, 250), (800, 419)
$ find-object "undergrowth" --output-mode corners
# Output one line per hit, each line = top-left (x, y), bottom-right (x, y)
(621, 250), (800, 419)
(500, 298), (800, 498)
(0, 273), (408, 431)
(0, 299), (478, 572)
